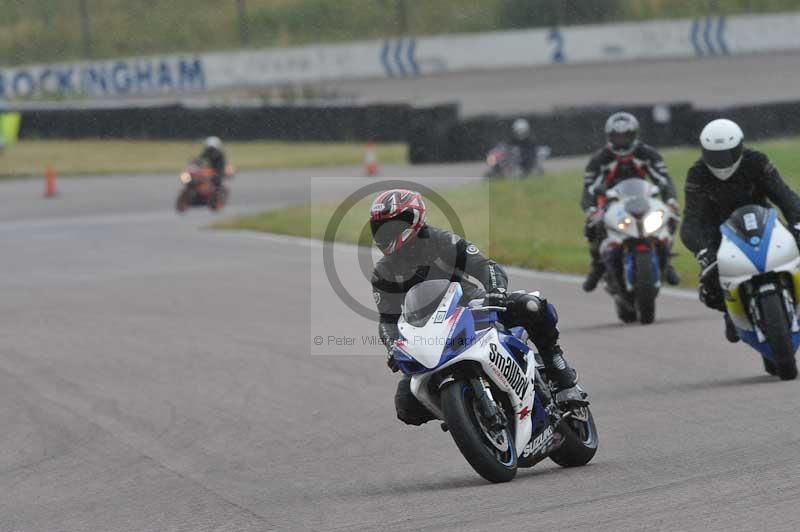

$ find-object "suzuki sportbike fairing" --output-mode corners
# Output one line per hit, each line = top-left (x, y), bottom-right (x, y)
(175, 159), (233, 212)
(718, 205), (800, 380)
(599, 178), (679, 324)
(391, 280), (598, 483)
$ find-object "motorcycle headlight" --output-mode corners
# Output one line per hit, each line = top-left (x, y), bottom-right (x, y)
(617, 217), (633, 231)
(643, 210), (665, 234)
(180, 172), (192, 184)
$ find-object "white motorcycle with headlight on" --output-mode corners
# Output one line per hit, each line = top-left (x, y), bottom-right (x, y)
(598, 178), (679, 324)
(718, 205), (800, 380)
(391, 279), (598, 483)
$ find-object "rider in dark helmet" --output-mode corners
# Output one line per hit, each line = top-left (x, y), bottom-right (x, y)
(369, 189), (587, 426)
(681, 118), (800, 347)
(199, 136), (226, 198)
(581, 111), (681, 292)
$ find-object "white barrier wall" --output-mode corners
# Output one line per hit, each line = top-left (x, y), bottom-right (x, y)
(1, 11), (799, 100)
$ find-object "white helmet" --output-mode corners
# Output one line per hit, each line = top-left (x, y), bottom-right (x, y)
(700, 119), (743, 181)
(512, 118), (530, 140)
(605, 112), (640, 155)
(204, 136), (222, 149)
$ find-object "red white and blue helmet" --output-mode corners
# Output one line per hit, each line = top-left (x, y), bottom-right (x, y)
(369, 189), (427, 255)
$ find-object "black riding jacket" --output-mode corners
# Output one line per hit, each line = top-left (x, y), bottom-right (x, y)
(509, 136), (537, 172)
(581, 142), (677, 211)
(200, 146), (226, 183)
(370, 226), (508, 348)
(681, 148), (800, 255)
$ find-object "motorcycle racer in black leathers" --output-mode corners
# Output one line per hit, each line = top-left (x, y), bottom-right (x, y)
(681, 118), (800, 345)
(509, 118), (538, 175)
(369, 189), (586, 426)
(199, 136), (226, 199)
(582, 112), (681, 292)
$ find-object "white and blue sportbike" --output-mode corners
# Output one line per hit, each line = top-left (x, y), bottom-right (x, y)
(600, 178), (679, 324)
(392, 280), (598, 483)
(718, 205), (800, 380)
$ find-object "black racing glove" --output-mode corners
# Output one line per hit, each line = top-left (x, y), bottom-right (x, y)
(696, 248), (725, 311)
(483, 287), (508, 308)
(584, 207), (604, 240)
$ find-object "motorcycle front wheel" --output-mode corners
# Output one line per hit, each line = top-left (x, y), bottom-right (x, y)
(441, 380), (517, 483)
(759, 291), (798, 380)
(633, 251), (657, 324)
(175, 188), (192, 212)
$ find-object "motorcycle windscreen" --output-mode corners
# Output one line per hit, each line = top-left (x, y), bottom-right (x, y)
(403, 279), (453, 327)
(722, 204), (772, 243)
(608, 178), (652, 199)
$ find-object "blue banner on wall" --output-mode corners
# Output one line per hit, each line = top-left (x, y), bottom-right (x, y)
(0, 57), (206, 100)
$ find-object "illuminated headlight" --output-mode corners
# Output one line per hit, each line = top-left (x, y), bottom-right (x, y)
(643, 210), (665, 234)
(617, 217), (633, 230)
(180, 172), (192, 184)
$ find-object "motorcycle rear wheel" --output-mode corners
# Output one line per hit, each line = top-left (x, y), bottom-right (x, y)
(759, 291), (797, 380)
(549, 407), (599, 468)
(441, 381), (517, 483)
(634, 251), (657, 325)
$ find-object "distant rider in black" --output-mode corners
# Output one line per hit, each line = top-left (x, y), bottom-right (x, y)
(509, 118), (537, 175)
(368, 189), (586, 426)
(681, 118), (800, 343)
(581, 111), (681, 292)
(199, 136), (226, 197)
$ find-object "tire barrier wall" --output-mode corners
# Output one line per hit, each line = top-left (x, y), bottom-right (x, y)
(15, 99), (800, 163)
(409, 100), (800, 164)
(17, 103), (460, 143)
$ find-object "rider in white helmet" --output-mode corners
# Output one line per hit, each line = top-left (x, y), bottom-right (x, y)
(199, 136), (226, 198)
(509, 118), (537, 174)
(681, 118), (800, 348)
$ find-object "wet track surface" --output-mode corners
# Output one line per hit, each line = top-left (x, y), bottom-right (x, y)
(3, 161), (800, 532)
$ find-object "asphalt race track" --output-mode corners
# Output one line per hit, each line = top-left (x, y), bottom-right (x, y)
(332, 51), (800, 115)
(2, 159), (800, 532)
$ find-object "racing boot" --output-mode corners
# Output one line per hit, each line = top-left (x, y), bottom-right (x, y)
(540, 345), (588, 407)
(724, 313), (740, 343)
(582, 261), (605, 292)
(395, 376), (436, 426)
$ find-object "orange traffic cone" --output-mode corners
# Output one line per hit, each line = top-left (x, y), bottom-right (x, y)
(45, 165), (57, 198)
(364, 142), (379, 177)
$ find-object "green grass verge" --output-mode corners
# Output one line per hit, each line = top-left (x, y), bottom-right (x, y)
(0, 140), (406, 177)
(215, 137), (800, 286)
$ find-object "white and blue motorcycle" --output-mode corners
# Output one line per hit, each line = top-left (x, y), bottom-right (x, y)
(599, 178), (679, 324)
(718, 205), (800, 380)
(391, 280), (598, 483)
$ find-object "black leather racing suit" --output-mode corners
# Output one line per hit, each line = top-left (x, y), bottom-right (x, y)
(510, 136), (537, 174)
(582, 142), (676, 211)
(681, 148), (800, 309)
(200, 146), (226, 190)
(582, 142), (678, 269)
(370, 225), (575, 425)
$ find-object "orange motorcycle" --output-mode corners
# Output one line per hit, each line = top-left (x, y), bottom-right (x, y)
(175, 159), (234, 212)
